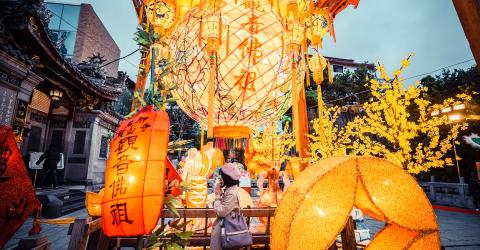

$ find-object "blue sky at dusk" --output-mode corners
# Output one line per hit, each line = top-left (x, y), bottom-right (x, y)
(51, 0), (475, 85)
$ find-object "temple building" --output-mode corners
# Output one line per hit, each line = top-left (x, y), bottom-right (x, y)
(0, 0), (132, 186)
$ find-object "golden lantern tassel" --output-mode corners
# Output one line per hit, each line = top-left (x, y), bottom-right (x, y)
(226, 25), (230, 55)
(317, 83), (323, 118)
(138, 1), (144, 25)
(291, 59), (300, 154)
(327, 61), (333, 84)
(207, 52), (216, 138)
(305, 52), (311, 86)
(219, 14), (223, 46)
(153, 0), (157, 24)
(199, 17), (203, 48)
(200, 123), (205, 151)
(303, 28), (307, 52)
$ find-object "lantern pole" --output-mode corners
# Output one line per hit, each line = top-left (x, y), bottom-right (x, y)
(207, 48), (216, 138)
(205, 11), (220, 139)
(135, 235), (144, 250)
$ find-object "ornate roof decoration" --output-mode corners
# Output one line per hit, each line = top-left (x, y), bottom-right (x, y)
(0, 0), (126, 101)
(77, 53), (108, 85)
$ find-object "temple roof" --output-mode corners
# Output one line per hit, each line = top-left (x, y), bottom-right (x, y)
(0, 0), (126, 102)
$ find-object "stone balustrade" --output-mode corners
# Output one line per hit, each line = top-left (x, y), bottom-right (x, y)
(420, 176), (475, 209)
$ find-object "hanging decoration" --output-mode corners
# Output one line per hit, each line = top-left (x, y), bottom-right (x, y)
(213, 125), (252, 152)
(168, 0), (305, 134)
(271, 156), (440, 249)
(146, 0), (176, 33)
(306, 6), (330, 48)
(102, 105), (170, 237)
(308, 52), (328, 119)
(86, 189), (104, 217)
(0, 126), (40, 249)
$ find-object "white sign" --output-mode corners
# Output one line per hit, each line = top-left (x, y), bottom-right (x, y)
(29, 152), (64, 170)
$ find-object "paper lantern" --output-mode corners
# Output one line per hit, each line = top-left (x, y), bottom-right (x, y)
(102, 105), (170, 237)
(146, 0), (176, 32)
(0, 126), (40, 248)
(273, 0), (309, 22)
(168, 0), (306, 130)
(285, 20), (304, 54)
(86, 189), (104, 217)
(308, 53), (327, 84)
(271, 156), (440, 250)
(306, 7), (330, 47)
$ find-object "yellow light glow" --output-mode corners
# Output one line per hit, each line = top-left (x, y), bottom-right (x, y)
(448, 114), (462, 122)
(441, 107), (452, 113)
(453, 104), (465, 110)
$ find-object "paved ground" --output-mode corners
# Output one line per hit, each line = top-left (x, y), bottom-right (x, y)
(4, 209), (86, 250)
(5, 208), (480, 249)
(364, 209), (480, 249)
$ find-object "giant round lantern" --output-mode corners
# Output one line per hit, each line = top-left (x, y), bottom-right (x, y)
(168, 1), (306, 133)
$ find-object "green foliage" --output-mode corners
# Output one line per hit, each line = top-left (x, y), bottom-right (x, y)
(143, 184), (193, 249)
(306, 65), (375, 107)
(420, 66), (480, 106)
(133, 24), (162, 49)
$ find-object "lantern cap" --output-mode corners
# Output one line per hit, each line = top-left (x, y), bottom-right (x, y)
(213, 126), (252, 139)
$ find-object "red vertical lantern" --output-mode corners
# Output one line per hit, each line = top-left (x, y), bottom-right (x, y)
(0, 126), (40, 248)
(102, 105), (170, 236)
(166, 158), (182, 197)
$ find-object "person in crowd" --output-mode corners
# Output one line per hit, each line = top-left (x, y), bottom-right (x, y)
(211, 163), (241, 250)
(36, 144), (61, 189)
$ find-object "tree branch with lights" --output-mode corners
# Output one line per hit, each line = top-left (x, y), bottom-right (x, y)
(344, 54), (471, 174)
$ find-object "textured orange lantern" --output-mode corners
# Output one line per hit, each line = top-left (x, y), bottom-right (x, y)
(102, 105), (170, 237)
(271, 156), (440, 249)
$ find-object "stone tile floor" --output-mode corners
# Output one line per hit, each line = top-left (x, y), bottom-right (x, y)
(364, 209), (480, 249)
(6, 209), (480, 249)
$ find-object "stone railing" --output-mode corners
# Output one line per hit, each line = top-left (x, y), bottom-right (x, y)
(420, 176), (475, 209)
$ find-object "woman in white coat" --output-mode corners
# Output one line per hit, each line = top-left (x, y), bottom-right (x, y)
(210, 164), (241, 250)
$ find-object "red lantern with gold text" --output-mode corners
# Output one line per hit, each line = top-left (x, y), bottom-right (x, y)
(102, 105), (170, 237)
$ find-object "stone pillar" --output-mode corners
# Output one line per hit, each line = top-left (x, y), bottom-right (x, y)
(459, 176), (467, 207)
(429, 176), (436, 201)
(452, 0), (480, 72)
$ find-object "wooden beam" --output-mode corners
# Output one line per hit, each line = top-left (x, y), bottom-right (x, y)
(453, 0), (480, 72)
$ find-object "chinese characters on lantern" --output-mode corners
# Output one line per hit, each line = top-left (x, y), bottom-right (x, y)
(102, 106), (170, 236)
(234, 6), (265, 92)
(108, 116), (151, 226)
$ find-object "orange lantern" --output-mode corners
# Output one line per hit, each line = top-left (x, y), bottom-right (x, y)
(271, 156), (440, 249)
(102, 105), (170, 237)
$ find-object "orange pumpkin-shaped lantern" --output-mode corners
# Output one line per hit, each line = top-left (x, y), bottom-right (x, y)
(102, 105), (170, 237)
(271, 156), (440, 250)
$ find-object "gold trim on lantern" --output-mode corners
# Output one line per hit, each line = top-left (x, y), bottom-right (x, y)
(213, 125), (252, 139)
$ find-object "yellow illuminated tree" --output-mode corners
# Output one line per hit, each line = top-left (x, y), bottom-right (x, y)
(251, 123), (296, 164)
(344, 54), (471, 174)
(308, 105), (350, 160)
(246, 123), (295, 173)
